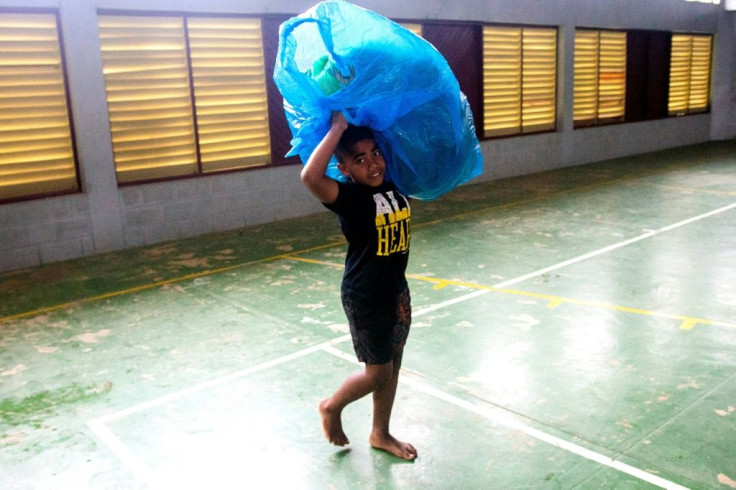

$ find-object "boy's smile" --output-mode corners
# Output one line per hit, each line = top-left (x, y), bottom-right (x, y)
(338, 140), (386, 187)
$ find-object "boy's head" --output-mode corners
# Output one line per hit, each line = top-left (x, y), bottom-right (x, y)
(336, 125), (386, 188)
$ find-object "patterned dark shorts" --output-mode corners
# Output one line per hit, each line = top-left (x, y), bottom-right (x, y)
(342, 287), (411, 365)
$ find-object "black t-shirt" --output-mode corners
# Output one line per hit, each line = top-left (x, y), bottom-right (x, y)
(324, 181), (411, 302)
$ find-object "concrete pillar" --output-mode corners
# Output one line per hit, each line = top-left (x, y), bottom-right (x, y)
(711, 8), (736, 140)
(58, 0), (125, 253)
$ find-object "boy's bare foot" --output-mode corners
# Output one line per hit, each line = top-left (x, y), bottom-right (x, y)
(319, 398), (349, 446)
(370, 432), (417, 460)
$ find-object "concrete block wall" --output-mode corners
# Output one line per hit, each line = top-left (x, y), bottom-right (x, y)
(117, 166), (322, 249)
(0, 166), (322, 273)
(0, 0), (734, 273)
(0, 195), (93, 271)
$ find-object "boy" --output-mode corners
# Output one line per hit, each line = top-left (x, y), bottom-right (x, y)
(301, 111), (417, 461)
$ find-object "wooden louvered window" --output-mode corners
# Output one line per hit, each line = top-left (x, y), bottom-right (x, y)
(98, 14), (271, 185)
(189, 18), (271, 173)
(98, 16), (196, 183)
(668, 34), (712, 116)
(482, 25), (557, 138)
(0, 11), (79, 202)
(574, 29), (626, 127)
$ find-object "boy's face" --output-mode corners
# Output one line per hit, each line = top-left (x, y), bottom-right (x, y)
(337, 139), (386, 187)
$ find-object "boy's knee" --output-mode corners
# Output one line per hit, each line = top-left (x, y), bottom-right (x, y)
(366, 362), (393, 389)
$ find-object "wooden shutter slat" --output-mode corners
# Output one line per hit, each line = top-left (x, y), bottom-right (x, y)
(99, 15), (197, 182)
(188, 17), (271, 171)
(0, 12), (78, 200)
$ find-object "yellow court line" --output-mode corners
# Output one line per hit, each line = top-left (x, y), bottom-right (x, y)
(407, 273), (736, 331)
(1, 262), (274, 323)
(0, 243), (348, 323)
(286, 256), (343, 268)
(286, 256), (735, 331)
(646, 183), (736, 198)
(2, 158), (727, 324)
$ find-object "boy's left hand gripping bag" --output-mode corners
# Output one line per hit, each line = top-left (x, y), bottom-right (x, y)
(273, 0), (484, 200)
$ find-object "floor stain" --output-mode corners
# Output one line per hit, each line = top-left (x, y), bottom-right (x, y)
(714, 406), (734, 417)
(72, 330), (112, 344)
(677, 379), (701, 390)
(0, 381), (113, 429)
(35, 346), (59, 354)
(718, 473), (736, 488)
(144, 245), (178, 258)
(1, 364), (28, 377)
(170, 257), (210, 268)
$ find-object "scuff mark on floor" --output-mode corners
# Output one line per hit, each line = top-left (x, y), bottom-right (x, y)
(73, 329), (112, 344)
(714, 406), (734, 417)
(677, 379), (701, 390)
(509, 314), (540, 330)
(170, 257), (210, 268)
(718, 473), (736, 488)
(35, 346), (59, 354)
(270, 280), (295, 286)
(1, 364), (28, 376)
(327, 323), (348, 333)
(297, 303), (327, 311)
(144, 245), (178, 257)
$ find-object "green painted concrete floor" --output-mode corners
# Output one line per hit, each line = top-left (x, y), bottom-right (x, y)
(1, 140), (736, 489)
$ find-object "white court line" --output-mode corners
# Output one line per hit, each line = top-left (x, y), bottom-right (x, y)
(88, 280), (503, 429)
(90, 337), (347, 425)
(321, 344), (688, 490)
(87, 203), (735, 486)
(86, 284), (499, 485)
(87, 284), (485, 429)
(412, 289), (490, 316)
(86, 336), (349, 488)
(492, 201), (736, 289)
(416, 202), (736, 313)
(86, 420), (163, 487)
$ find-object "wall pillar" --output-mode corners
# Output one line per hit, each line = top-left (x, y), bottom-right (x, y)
(58, 0), (125, 253)
(711, 8), (736, 140)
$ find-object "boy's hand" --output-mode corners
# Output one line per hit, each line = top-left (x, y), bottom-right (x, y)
(331, 111), (348, 132)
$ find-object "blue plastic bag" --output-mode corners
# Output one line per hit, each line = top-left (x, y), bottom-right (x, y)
(273, 0), (483, 200)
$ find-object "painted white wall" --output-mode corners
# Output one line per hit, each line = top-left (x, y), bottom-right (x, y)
(0, 0), (734, 272)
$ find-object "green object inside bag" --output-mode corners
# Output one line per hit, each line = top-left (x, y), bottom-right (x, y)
(308, 55), (343, 95)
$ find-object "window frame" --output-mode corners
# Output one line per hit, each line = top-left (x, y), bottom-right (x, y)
(481, 22), (559, 139)
(573, 27), (628, 129)
(668, 32), (713, 117)
(97, 9), (283, 187)
(0, 7), (81, 204)
(4, 10), (717, 201)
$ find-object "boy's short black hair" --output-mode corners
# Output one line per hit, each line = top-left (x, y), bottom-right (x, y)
(335, 125), (376, 162)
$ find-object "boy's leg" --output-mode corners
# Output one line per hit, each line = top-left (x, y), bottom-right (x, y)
(369, 346), (417, 460)
(320, 362), (393, 446)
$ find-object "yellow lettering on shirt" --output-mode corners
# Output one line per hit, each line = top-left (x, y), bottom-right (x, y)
(375, 218), (410, 256)
(377, 224), (390, 256)
(374, 190), (411, 257)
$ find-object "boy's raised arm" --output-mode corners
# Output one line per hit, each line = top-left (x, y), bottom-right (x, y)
(300, 112), (347, 205)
